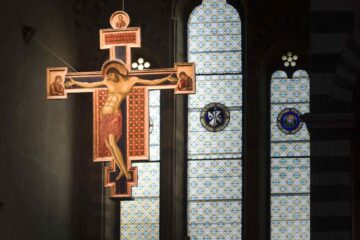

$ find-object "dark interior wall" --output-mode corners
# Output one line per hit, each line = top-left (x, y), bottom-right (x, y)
(0, 0), (101, 239)
(352, 80), (360, 240)
(309, 0), (360, 239)
(73, 0), (174, 71)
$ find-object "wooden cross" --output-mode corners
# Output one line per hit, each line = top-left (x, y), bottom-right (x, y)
(46, 11), (195, 199)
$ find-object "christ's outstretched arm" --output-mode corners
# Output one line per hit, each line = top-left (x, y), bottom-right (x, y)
(65, 78), (107, 88)
(131, 74), (177, 86)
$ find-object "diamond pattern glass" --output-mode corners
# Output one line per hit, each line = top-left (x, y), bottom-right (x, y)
(189, 75), (242, 108)
(120, 90), (160, 240)
(271, 70), (310, 239)
(188, 201), (242, 239)
(187, 0), (242, 239)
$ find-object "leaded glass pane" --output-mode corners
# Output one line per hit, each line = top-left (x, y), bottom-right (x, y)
(188, 201), (242, 239)
(271, 122), (309, 142)
(189, 52), (242, 74)
(120, 90), (160, 240)
(120, 198), (159, 240)
(272, 220), (310, 240)
(187, 0), (242, 239)
(188, 159), (242, 200)
(189, 75), (242, 108)
(272, 196), (310, 240)
(188, 35), (241, 52)
(131, 162), (160, 197)
(189, 21), (241, 36)
(271, 142), (310, 157)
(149, 91), (160, 161)
(188, 159), (242, 178)
(270, 70), (310, 239)
(189, 0), (240, 24)
(272, 196), (310, 220)
(188, 110), (242, 160)
(271, 158), (310, 194)
(271, 79), (309, 103)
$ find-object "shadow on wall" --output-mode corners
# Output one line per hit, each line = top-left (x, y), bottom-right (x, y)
(0, 0), (103, 239)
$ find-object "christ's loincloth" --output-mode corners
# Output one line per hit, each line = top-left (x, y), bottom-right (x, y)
(100, 111), (122, 142)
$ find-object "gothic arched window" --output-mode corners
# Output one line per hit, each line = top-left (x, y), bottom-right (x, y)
(187, 0), (243, 238)
(270, 66), (310, 239)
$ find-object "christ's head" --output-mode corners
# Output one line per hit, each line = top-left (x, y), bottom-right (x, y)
(106, 68), (121, 82)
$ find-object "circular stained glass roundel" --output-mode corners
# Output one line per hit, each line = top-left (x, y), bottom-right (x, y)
(200, 103), (230, 132)
(277, 108), (303, 134)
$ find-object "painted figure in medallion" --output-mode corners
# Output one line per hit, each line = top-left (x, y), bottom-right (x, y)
(284, 114), (296, 129)
(110, 11), (130, 29)
(116, 15), (126, 28)
(65, 61), (176, 180)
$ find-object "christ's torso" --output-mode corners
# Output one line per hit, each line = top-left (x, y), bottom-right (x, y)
(101, 79), (135, 115)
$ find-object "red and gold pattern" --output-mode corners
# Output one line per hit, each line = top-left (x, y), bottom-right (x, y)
(94, 89), (111, 159)
(127, 87), (148, 159)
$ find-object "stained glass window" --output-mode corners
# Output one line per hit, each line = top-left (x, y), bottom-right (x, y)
(187, 0), (243, 239)
(120, 90), (160, 240)
(270, 70), (310, 239)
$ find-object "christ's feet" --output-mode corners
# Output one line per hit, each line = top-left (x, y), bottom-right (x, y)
(125, 171), (132, 181)
(115, 170), (132, 181)
(115, 170), (124, 181)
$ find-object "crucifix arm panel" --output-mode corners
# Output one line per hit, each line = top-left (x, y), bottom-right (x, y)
(47, 68), (106, 99)
(65, 72), (104, 93)
(129, 62), (196, 94)
(66, 78), (106, 88)
(132, 74), (174, 86)
(47, 67), (68, 99)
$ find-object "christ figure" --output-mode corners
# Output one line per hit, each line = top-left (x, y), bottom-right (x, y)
(65, 61), (176, 180)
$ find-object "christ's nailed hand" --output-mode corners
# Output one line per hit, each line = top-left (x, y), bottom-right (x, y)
(64, 78), (75, 88)
(168, 75), (178, 83)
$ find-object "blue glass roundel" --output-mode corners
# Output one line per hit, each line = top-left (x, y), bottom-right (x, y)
(277, 108), (303, 134)
(200, 103), (230, 132)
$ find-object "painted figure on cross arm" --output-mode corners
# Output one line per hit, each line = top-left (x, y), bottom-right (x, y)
(50, 75), (65, 96)
(176, 71), (193, 91)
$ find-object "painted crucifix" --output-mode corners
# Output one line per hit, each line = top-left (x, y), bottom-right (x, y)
(46, 11), (196, 199)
